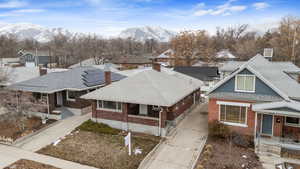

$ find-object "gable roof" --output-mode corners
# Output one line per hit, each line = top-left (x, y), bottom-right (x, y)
(173, 66), (219, 81)
(208, 54), (300, 101)
(81, 69), (202, 107)
(216, 49), (236, 59)
(8, 67), (126, 93)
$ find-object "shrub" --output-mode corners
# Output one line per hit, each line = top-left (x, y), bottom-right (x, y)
(232, 132), (251, 148)
(209, 120), (231, 139)
(77, 120), (120, 135)
(205, 144), (213, 151)
(196, 164), (204, 169)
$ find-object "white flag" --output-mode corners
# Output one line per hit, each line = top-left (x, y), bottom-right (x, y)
(124, 132), (132, 156)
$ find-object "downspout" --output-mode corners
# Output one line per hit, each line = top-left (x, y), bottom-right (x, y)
(158, 107), (163, 136)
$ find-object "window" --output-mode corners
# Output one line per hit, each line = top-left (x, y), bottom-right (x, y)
(219, 105), (247, 126)
(67, 91), (77, 101)
(97, 100), (122, 112)
(235, 75), (255, 92)
(285, 117), (300, 127)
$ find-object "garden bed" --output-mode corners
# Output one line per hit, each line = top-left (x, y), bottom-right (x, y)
(0, 116), (56, 143)
(38, 120), (160, 169)
(4, 159), (60, 169)
(196, 136), (263, 169)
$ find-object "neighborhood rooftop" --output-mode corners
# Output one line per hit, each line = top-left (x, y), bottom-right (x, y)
(173, 66), (219, 81)
(209, 54), (300, 101)
(8, 66), (126, 93)
(81, 69), (202, 107)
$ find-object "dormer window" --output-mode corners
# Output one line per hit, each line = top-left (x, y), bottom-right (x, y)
(235, 75), (255, 92)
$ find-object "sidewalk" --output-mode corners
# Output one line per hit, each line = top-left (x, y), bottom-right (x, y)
(0, 144), (98, 169)
(14, 113), (91, 152)
(142, 104), (208, 169)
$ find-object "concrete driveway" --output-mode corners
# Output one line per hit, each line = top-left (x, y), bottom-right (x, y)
(142, 104), (208, 169)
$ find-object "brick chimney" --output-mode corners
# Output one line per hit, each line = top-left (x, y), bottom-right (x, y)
(152, 62), (161, 72)
(39, 66), (47, 76)
(104, 63), (111, 85)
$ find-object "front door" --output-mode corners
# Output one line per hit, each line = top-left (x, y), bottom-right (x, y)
(56, 92), (63, 106)
(261, 114), (273, 135)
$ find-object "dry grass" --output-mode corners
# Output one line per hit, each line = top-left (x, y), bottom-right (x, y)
(38, 130), (160, 169)
(0, 116), (56, 141)
(197, 137), (263, 169)
(4, 159), (60, 169)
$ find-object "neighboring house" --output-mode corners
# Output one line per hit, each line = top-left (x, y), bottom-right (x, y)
(110, 56), (152, 70)
(150, 49), (174, 67)
(0, 66), (67, 87)
(0, 58), (20, 67)
(19, 50), (55, 67)
(215, 49), (236, 61)
(219, 61), (246, 79)
(173, 66), (220, 92)
(81, 64), (203, 136)
(207, 54), (300, 156)
(8, 66), (126, 119)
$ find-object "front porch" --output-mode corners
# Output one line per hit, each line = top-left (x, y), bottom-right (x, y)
(255, 112), (300, 156)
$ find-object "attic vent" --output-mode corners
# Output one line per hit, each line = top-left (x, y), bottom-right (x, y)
(263, 48), (273, 58)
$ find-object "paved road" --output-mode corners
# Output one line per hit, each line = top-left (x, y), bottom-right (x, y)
(0, 144), (98, 169)
(14, 113), (91, 152)
(142, 104), (208, 169)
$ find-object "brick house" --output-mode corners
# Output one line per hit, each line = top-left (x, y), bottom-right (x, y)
(8, 66), (125, 119)
(81, 64), (203, 136)
(207, 54), (300, 155)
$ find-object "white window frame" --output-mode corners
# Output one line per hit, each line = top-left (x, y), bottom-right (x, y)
(66, 90), (76, 102)
(218, 103), (248, 127)
(97, 100), (122, 112)
(285, 116), (300, 127)
(234, 74), (256, 93)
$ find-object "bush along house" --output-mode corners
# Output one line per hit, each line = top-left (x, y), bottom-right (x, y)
(81, 63), (203, 136)
(8, 66), (126, 120)
(207, 54), (300, 156)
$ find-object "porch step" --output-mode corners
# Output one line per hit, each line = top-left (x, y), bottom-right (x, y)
(256, 143), (282, 156)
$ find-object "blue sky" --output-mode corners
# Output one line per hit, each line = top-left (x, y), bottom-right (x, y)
(0, 0), (299, 36)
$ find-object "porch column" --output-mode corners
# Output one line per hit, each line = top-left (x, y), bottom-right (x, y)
(254, 112), (258, 138)
(122, 103), (129, 131)
(159, 108), (167, 136)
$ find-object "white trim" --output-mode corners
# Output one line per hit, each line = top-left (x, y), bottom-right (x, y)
(234, 74), (256, 93)
(96, 100), (122, 112)
(216, 101), (251, 107)
(66, 90), (76, 102)
(218, 103), (248, 127)
(220, 121), (248, 127)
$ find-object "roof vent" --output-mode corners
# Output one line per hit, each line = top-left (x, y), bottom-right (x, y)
(263, 48), (273, 58)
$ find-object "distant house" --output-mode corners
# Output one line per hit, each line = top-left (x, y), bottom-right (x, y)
(215, 49), (236, 61)
(219, 61), (246, 79)
(207, 54), (300, 156)
(0, 58), (20, 67)
(173, 66), (220, 92)
(8, 66), (126, 119)
(0, 66), (67, 87)
(19, 50), (55, 67)
(110, 56), (152, 70)
(81, 64), (203, 136)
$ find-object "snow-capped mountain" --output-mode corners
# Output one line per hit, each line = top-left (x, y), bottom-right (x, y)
(119, 26), (177, 42)
(0, 23), (72, 43)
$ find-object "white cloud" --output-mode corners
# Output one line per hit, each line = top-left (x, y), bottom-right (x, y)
(0, 0), (27, 8)
(12, 9), (45, 13)
(194, 0), (246, 16)
(84, 0), (102, 5)
(195, 2), (205, 8)
(253, 2), (270, 10)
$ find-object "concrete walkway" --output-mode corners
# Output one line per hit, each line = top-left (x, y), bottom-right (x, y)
(142, 104), (208, 169)
(14, 113), (91, 152)
(0, 144), (98, 169)
(259, 153), (300, 169)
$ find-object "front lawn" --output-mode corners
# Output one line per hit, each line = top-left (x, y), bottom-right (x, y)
(196, 136), (263, 169)
(4, 159), (60, 169)
(38, 120), (160, 169)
